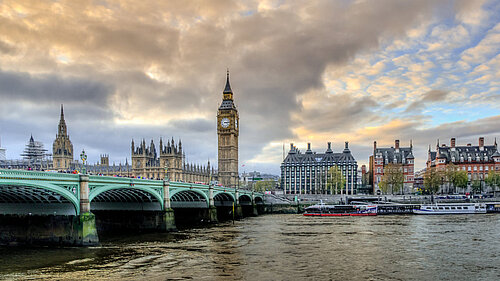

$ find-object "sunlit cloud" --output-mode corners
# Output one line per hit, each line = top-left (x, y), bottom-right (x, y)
(0, 0), (500, 175)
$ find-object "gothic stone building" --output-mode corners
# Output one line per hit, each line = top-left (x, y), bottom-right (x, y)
(50, 105), (214, 182)
(281, 142), (358, 195)
(130, 138), (215, 182)
(369, 140), (415, 194)
(217, 71), (239, 188)
(52, 105), (74, 170)
(427, 137), (500, 182)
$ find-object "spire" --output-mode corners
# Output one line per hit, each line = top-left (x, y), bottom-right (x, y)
(57, 104), (68, 137)
(224, 69), (232, 94)
(410, 139), (413, 149)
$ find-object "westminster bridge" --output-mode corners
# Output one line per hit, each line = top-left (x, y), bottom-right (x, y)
(0, 169), (265, 246)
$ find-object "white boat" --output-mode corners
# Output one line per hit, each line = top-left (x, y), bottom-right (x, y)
(413, 203), (486, 215)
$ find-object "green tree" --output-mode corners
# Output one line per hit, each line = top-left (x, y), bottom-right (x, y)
(485, 170), (500, 197)
(453, 170), (468, 194)
(471, 179), (482, 194)
(327, 166), (346, 194)
(444, 164), (457, 194)
(423, 167), (441, 195)
(254, 179), (275, 192)
(378, 164), (404, 195)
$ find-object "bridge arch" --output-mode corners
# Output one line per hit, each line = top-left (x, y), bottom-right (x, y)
(254, 196), (264, 204)
(239, 194), (252, 205)
(214, 192), (235, 207)
(170, 189), (209, 208)
(0, 181), (79, 215)
(89, 185), (164, 211)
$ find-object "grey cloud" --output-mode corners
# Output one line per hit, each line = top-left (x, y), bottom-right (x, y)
(404, 90), (449, 113)
(299, 93), (380, 133)
(0, 69), (113, 106)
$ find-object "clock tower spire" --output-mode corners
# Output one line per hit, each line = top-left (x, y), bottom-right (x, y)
(217, 70), (239, 188)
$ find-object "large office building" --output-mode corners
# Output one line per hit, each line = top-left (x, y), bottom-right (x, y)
(280, 142), (358, 195)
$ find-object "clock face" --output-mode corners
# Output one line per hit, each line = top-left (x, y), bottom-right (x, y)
(221, 118), (230, 128)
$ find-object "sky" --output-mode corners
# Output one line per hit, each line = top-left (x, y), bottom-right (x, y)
(1, 0), (500, 175)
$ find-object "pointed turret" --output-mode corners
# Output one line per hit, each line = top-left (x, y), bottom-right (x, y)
(219, 70), (236, 110)
(57, 104), (68, 137)
(224, 69), (232, 94)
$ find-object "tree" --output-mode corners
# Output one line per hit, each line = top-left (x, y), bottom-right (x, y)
(485, 170), (500, 197)
(471, 179), (482, 194)
(378, 164), (404, 195)
(254, 179), (275, 192)
(327, 166), (346, 195)
(453, 170), (468, 194)
(423, 167), (441, 195)
(444, 164), (457, 194)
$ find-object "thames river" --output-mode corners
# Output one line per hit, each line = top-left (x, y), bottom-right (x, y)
(1, 214), (499, 280)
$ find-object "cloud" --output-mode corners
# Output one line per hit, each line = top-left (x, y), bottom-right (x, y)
(0, 0), (498, 175)
(403, 90), (450, 113)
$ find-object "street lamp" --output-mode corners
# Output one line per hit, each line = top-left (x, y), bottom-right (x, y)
(80, 149), (87, 174)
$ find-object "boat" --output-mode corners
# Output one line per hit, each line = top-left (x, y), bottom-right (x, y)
(303, 204), (377, 216)
(413, 203), (486, 215)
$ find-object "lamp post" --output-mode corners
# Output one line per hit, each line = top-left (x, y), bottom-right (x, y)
(80, 149), (87, 175)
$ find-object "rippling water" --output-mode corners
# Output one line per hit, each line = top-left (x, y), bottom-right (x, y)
(1, 214), (500, 280)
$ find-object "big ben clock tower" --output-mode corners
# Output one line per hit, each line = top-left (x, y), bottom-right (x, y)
(217, 70), (239, 188)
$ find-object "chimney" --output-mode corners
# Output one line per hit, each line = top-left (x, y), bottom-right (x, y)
(374, 141), (377, 150)
(395, 140), (400, 149)
(479, 137), (484, 147)
(451, 138), (456, 148)
(328, 142), (331, 150)
(290, 143), (294, 150)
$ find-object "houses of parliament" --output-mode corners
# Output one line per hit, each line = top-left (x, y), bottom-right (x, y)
(45, 72), (239, 186)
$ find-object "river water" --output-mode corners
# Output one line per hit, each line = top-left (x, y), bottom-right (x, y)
(1, 214), (499, 280)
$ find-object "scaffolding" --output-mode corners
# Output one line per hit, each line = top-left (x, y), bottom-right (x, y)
(19, 135), (51, 170)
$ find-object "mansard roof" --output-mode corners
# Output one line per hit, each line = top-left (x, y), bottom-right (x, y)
(430, 144), (498, 163)
(375, 146), (414, 164)
(282, 145), (357, 165)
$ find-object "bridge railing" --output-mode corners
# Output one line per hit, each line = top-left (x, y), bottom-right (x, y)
(0, 169), (79, 181)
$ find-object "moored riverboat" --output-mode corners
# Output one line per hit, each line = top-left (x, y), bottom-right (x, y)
(413, 203), (486, 215)
(304, 204), (377, 216)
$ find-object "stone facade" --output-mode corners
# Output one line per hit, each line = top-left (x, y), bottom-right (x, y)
(217, 71), (239, 187)
(130, 138), (215, 182)
(52, 105), (74, 171)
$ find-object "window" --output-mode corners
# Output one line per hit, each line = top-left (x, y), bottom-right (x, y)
(468, 166), (471, 171)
